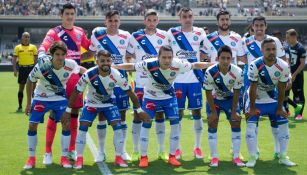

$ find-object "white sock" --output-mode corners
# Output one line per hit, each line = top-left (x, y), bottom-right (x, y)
(170, 123), (180, 155)
(256, 123), (259, 153)
(132, 120), (142, 152)
(231, 128), (241, 158)
(140, 123), (151, 156)
(193, 116), (203, 148)
(113, 127), (124, 156)
(76, 128), (87, 157)
(271, 126), (280, 153)
(121, 121), (128, 153)
(97, 121), (107, 154)
(278, 123), (290, 156)
(178, 120), (182, 150)
(208, 128), (218, 158)
(27, 130), (37, 157)
(246, 123), (257, 156)
(61, 130), (71, 156)
(155, 119), (165, 153)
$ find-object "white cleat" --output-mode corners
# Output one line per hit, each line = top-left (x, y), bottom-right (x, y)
(43, 153), (53, 165)
(246, 155), (257, 168)
(121, 152), (131, 161)
(279, 158), (297, 166)
(95, 152), (106, 162)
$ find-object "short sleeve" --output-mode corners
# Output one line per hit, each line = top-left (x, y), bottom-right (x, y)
(28, 64), (41, 82)
(13, 46), (19, 57)
(279, 65), (290, 83)
(81, 30), (90, 50)
(275, 39), (286, 58)
(233, 69), (243, 90)
(89, 33), (98, 52)
(203, 70), (214, 91)
(33, 45), (38, 56)
(126, 36), (135, 55)
(76, 73), (89, 92)
(236, 36), (246, 57)
(177, 59), (192, 73)
(116, 72), (130, 91)
(248, 62), (258, 82)
(299, 46), (306, 59)
(71, 61), (80, 74)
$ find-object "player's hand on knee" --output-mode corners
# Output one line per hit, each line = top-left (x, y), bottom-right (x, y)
(245, 108), (260, 120)
(231, 112), (241, 122)
(276, 108), (288, 118)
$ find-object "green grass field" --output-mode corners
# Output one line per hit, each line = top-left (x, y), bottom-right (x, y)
(0, 71), (306, 175)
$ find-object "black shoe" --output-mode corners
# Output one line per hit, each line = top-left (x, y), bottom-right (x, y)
(16, 107), (22, 113)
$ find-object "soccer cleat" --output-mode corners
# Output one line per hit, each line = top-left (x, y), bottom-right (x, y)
(294, 104), (303, 118)
(23, 156), (36, 169)
(95, 152), (106, 162)
(233, 157), (245, 167)
(60, 156), (72, 168)
(175, 149), (182, 159)
(193, 147), (203, 159)
(16, 107), (22, 113)
(131, 152), (140, 161)
(246, 155), (257, 168)
(67, 150), (76, 161)
(158, 152), (169, 160)
(121, 152), (131, 161)
(73, 156), (83, 169)
(114, 155), (128, 167)
(43, 152), (52, 165)
(279, 154), (296, 166)
(295, 114), (303, 120)
(209, 157), (219, 167)
(139, 156), (149, 168)
(168, 154), (181, 166)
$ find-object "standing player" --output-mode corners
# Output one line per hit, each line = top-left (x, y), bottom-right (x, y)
(12, 32), (37, 112)
(203, 10), (246, 65)
(126, 9), (170, 161)
(168, 7), (207, 159)
(285, 29), (305, 120)
(243, 16), (286, 158)
(38, 3), (91, 163)
(63, 50), (149, 169)
(23, 41), (86, 169)
(245, 38), (296, 167)
(114, 45), (211, 167)
(204, 45), (245, 167)
(89, 10), (131, 161)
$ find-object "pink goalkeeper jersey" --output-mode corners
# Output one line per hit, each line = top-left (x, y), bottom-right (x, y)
(39, 25), (90, 65)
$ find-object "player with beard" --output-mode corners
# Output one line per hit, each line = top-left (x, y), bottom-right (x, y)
(243, 16), (287, 160)
(63, 50), (150, 169)
(126, 9), (170, 161)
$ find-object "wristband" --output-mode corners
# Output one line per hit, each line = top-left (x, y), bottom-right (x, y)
(65, 107), (72, 113)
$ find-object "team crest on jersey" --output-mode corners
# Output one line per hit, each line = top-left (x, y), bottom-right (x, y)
(274, 71), (281, 77)
(77, 34), (82, 41)
(157, 39), (163, 45)
(63, 72), (69, 78)
(231, 42), (236, 46)
(170, 72), (176, 77)
(109, 82), (115, 88)
(229, 79), (235, 84)
(172, 41), (177, 45)
(120, 39), (125, 45)
(137, 45), (141, 49)
(193, 36), (198, 41)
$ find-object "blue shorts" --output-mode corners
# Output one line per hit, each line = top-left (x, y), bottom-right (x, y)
(112, 87), (130, 111)
(142, 97), (179, 120)
(245, 102), (288, 124)
(174, 82), (202, 110)
(206, 98), (241, 121)
(29, 99), (67, 123)
(133, 87), (144, 110)
(79, 105), (121, 124)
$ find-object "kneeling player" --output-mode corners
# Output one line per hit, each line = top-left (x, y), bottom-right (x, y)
(114, 45), (211, 167)
(64, 50), (149, 169)
(204, 45), (245, 167)
(23, 41), (86, 169)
